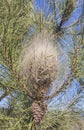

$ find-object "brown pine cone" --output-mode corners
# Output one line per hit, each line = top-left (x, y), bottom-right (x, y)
(32, 101), (47, 125)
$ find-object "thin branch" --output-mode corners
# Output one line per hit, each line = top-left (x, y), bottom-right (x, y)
(0, 82), (8, 101)
(64, 86), (84, 111)
(59, 0), (77, 27)
(45, 75), (72, 100)
(62, 15), (83, 29)
(0, 82), (7, 89)
(45, 43), (81, 100)
(0, 36), (12, 69)
(62, 32), (84, 36)
(0, 91), (8, 101)
(53, 0), (59, 34)
(21, 84), (35, 100)
(53, 0), (57, 23)
(4, 0), (10, 15)
(0, 81), (35, 100)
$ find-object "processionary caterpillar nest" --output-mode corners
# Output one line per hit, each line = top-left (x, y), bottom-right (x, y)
(20, 35), (58, 98)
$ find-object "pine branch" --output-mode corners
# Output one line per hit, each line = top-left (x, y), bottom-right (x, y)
(46, 43), (81, 100)
(0, 82), (8, 101)
(4, 0), (10, 15)
(0, 80), (35, 101)
(53, 0), (58, 33)
(64, 86), (84, 111)
(0, 36), (12, 69)
(62, 15), (83, 29)
(21, 84), (35, 100)
(45, 74), (72, 100)
(0, 91), (8, 101)
(59, 0), (76, 27)
(53, 0), (77, 35)
(62, 32), (84, 35)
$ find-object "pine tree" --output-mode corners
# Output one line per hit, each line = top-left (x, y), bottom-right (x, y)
(0, 0), (84, 130)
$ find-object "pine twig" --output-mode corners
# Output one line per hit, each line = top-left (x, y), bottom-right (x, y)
(45, 74), (72, 100)
(45, 43), (81, 100)
(59, 0), (76, 27)
(21, 84), (35, 100)
(0, 91), (8, 101)
(0, 36), (12, 69)
(64, 86), (84, 111)
(0, 82), (8, 101)
(62, 15), (83, 29)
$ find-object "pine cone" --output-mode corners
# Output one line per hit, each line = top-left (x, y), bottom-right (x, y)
(32, 101), (47, 125)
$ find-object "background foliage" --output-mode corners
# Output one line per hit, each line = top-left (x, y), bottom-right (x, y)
(0, 0), (84, 130)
